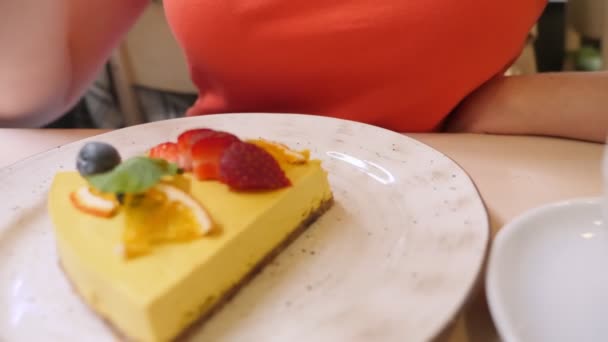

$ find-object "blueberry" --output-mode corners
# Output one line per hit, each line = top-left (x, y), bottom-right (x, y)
(76, 142), (121, 176)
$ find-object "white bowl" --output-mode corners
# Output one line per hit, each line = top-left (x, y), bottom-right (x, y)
(487, 197), (608, 342)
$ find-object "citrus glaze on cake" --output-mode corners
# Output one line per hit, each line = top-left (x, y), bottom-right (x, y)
(48, 129), (333, 341)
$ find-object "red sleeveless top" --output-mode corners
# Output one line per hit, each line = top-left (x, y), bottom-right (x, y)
(164, 0), (546, 132)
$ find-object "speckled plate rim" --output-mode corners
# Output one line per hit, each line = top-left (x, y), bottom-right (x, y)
(0, 113), (490, 341)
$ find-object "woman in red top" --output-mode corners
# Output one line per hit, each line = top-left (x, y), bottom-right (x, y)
(1, 0), (606, 142)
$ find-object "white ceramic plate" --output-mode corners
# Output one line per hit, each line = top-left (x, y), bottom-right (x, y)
(487, 197), (608, 342)
(0, 114), (488, 342)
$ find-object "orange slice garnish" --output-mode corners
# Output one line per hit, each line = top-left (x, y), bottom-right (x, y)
(70, 187), (119, 218)
(248, 139), (310, 164)
(120, 184), (213, 258)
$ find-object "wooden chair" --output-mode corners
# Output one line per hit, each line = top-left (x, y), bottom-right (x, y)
(109, 2), (196, 126)
(506, 26), (539, 75)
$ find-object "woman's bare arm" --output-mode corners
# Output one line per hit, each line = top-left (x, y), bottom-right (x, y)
(0, 0), (148, 127)
(445, 72), (608, 143)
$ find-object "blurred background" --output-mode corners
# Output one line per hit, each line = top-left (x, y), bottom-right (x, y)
(47, 0), (608, 129)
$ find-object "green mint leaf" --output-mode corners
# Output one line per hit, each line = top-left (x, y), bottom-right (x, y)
(86, 156), (179, 194)
(151, 158), (180, 175)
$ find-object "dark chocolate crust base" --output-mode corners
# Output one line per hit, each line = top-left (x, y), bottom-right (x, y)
(60, 196), (334, 342)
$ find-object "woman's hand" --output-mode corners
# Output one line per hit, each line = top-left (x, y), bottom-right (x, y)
(445, 71), (608, 143)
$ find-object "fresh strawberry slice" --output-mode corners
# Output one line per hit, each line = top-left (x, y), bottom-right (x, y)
(148, 142), (179, 164)
(191, 132), (240, 180)
(219, 142), (291, 191)
(177, 128), (216, 170)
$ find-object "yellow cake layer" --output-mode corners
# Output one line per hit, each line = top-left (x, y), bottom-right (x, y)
(48, 160), (332, 341)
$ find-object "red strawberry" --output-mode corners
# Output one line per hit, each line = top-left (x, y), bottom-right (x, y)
(148, 142), (179, 164)
(191, 132), (240, 180)
(219, 142), (291, 191)
(177, 128), (216, 170)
